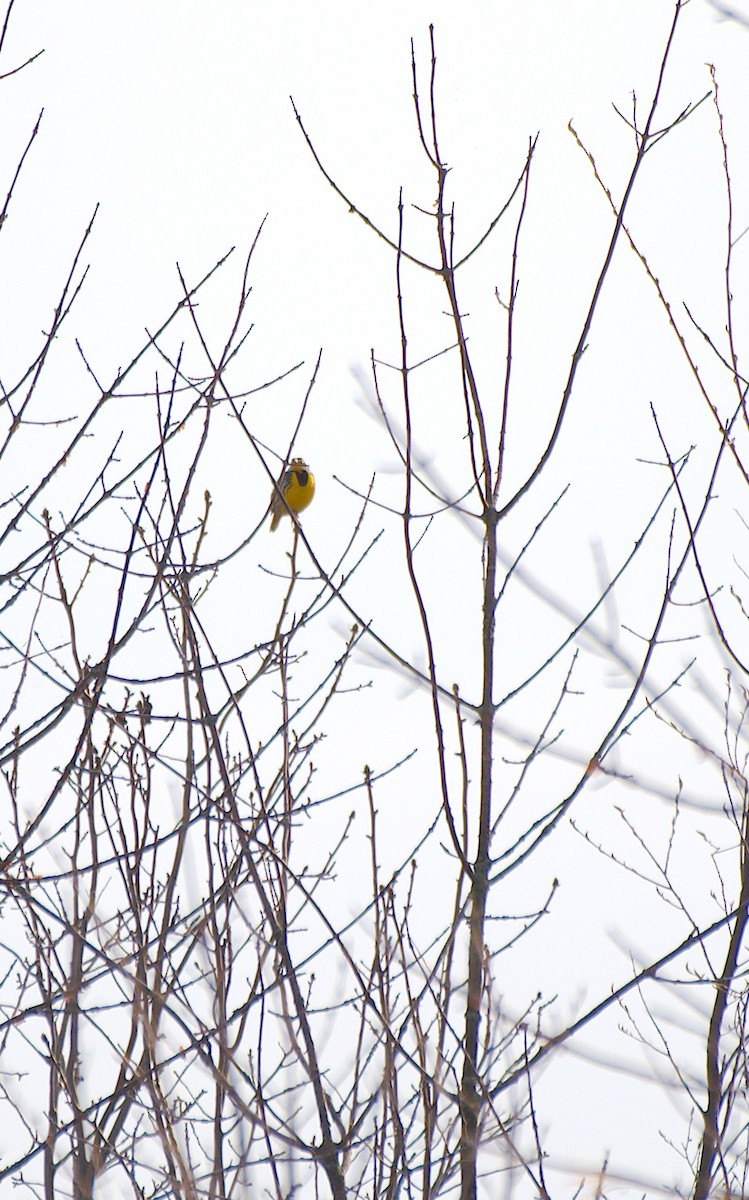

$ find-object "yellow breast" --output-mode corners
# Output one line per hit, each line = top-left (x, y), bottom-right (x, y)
(285, 465), (315, 514)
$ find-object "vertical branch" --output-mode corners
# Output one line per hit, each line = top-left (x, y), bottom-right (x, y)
(693, 787), (749, 1200)
(496, 140), (535, 498)
(414, 32), (499, 1200)
(412, 27), (491, 504)
(459, 509), (496, 1200)
(395, 187), (464, 868)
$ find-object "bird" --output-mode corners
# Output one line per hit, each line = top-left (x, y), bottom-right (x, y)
(269, 457), (316, 532)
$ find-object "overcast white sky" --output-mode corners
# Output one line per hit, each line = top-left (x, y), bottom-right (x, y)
(4, 0), (748, 534)
(3, 1), (749, 1196)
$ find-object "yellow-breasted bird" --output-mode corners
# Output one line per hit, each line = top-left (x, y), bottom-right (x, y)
(269, 457), (316, 532)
